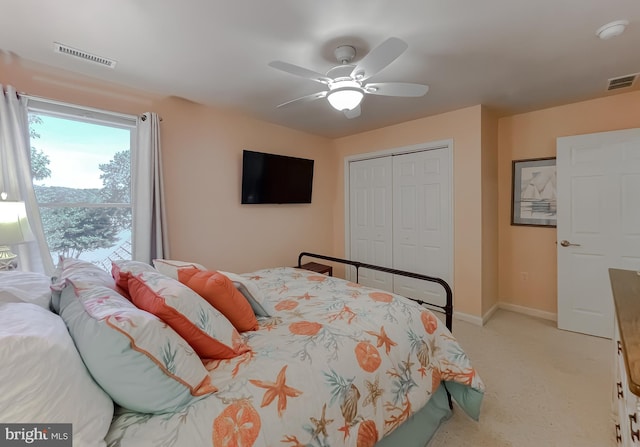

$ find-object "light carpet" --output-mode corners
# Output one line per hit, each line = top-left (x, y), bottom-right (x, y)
(428, 309), (614, 447)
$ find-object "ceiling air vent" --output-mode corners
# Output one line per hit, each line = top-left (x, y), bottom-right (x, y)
(53, 42), (117, 69)
(607, 73), (637, 91)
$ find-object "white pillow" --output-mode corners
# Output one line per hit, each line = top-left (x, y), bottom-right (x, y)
(0, 271), (51, 308)
(219, 271), (270, 317)
(0, 303), (113, 447)
(152, 258), (206, 279)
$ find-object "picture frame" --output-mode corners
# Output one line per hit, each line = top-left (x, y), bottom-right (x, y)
(511, 157), (557, 227)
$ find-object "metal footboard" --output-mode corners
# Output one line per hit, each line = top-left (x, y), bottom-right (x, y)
(297, 252), (453, 332)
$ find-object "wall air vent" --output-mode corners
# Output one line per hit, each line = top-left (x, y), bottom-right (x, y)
(53, 42), (117, 69)
(607, 73), (637, 91)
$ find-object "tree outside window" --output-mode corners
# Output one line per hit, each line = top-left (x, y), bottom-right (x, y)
(28, 112), (133, 270)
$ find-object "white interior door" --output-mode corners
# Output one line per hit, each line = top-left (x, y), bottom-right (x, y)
(349, 156), (393, 291)
(557, 128), (640, 338)
(392, 149), (452, 307)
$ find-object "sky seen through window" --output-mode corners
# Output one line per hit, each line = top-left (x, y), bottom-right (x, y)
(31, 114), (130, 189)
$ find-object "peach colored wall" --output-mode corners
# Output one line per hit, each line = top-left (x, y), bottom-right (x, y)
(498, 90), (640, 314)
(1, 52), (160, 116)
(1, 54), (336, 273)
(157, 96), (336, 272)
(481, 107), (499, 316)
(332, 106), (485, 317)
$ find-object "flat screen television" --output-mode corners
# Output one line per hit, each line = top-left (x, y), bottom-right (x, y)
(241, 150), (314, 204)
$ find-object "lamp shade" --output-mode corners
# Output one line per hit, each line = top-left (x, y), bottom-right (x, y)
(0, 201), (34, 245)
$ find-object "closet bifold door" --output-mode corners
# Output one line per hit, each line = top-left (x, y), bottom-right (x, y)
(349, 156), (394, 292)
(348, 144), (453, 308)
(391, 148), (452, 310)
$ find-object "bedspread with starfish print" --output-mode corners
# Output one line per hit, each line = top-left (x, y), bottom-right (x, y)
(106, 267), (484, 447)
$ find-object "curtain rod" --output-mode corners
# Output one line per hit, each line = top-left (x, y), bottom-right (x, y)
(17, 91), (162, 122)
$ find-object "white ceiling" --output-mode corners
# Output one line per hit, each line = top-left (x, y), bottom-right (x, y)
(1, 0), (639, 138)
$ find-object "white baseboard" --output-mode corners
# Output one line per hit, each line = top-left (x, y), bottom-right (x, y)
(453, 302), (556, 327)
(439, 302), (556, 327)
(482, 303), (499, 325)
(454, 311), (484, 326)
(497, 302), (557, 322)
(452, 304), (499, 327)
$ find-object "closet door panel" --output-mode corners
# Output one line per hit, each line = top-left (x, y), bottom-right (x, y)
(349, 157), (393, 291)
(392, 149), (451, 307)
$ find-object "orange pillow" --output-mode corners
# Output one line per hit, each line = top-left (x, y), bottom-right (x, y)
(127, 271), (249, 359)
(111, 260), (156, 296)
(178, 269), (259, 332)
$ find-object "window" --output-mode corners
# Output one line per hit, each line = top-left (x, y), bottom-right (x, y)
(27, 100), (136, 270)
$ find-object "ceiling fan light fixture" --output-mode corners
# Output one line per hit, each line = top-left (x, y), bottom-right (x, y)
(327, 88), (364, 111)
(327, 80), (364, 111)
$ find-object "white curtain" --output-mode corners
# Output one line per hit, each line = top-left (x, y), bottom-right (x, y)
(132, 112), (169, 263)
(0, 85), (54, 274)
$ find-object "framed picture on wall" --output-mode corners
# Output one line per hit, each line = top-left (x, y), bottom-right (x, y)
(511, 157), (557, 227)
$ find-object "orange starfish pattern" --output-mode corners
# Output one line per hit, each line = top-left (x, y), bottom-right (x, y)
(365, 326), (397, 355)
(249, 365), (303, 417)
(294, 292), (316, 300)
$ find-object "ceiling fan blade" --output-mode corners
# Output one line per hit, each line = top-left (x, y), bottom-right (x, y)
(365, 82), (429, 97)
(268, 61), (332, 85)
(350, 37), (408, 81)
(276, 91), (328, 108)
(343, 106), (361, 119)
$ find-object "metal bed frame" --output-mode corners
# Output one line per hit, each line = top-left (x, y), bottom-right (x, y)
(297, 252), (454, 332)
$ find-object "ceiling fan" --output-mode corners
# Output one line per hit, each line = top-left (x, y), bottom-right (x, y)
(268, 37), (429, 119)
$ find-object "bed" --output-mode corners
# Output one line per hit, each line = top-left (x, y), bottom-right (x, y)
(0, 255), (484, 447)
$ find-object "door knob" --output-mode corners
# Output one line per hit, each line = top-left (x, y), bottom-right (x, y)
(560, 240), (581, 247)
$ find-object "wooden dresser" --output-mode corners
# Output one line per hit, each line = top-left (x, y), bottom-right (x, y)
(610, 268), (640, 445)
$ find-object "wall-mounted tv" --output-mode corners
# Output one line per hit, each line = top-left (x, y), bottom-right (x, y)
(241, 150), (314, 204)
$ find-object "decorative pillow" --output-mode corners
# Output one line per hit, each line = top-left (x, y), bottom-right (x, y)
(111, 259), (156, 292)
(0, 271), (51, 308)
(178, 268), (259, 332)
(50, 257), (116, 312)
(51, 257), (115, 291)
(151, 260), (270, 317)
(0, 302), (113, 447)
(153, 258), (207, 279)
(220, 270), (270, 317)
(127, 271), (250, 359)
(58, 281), (216, 414)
